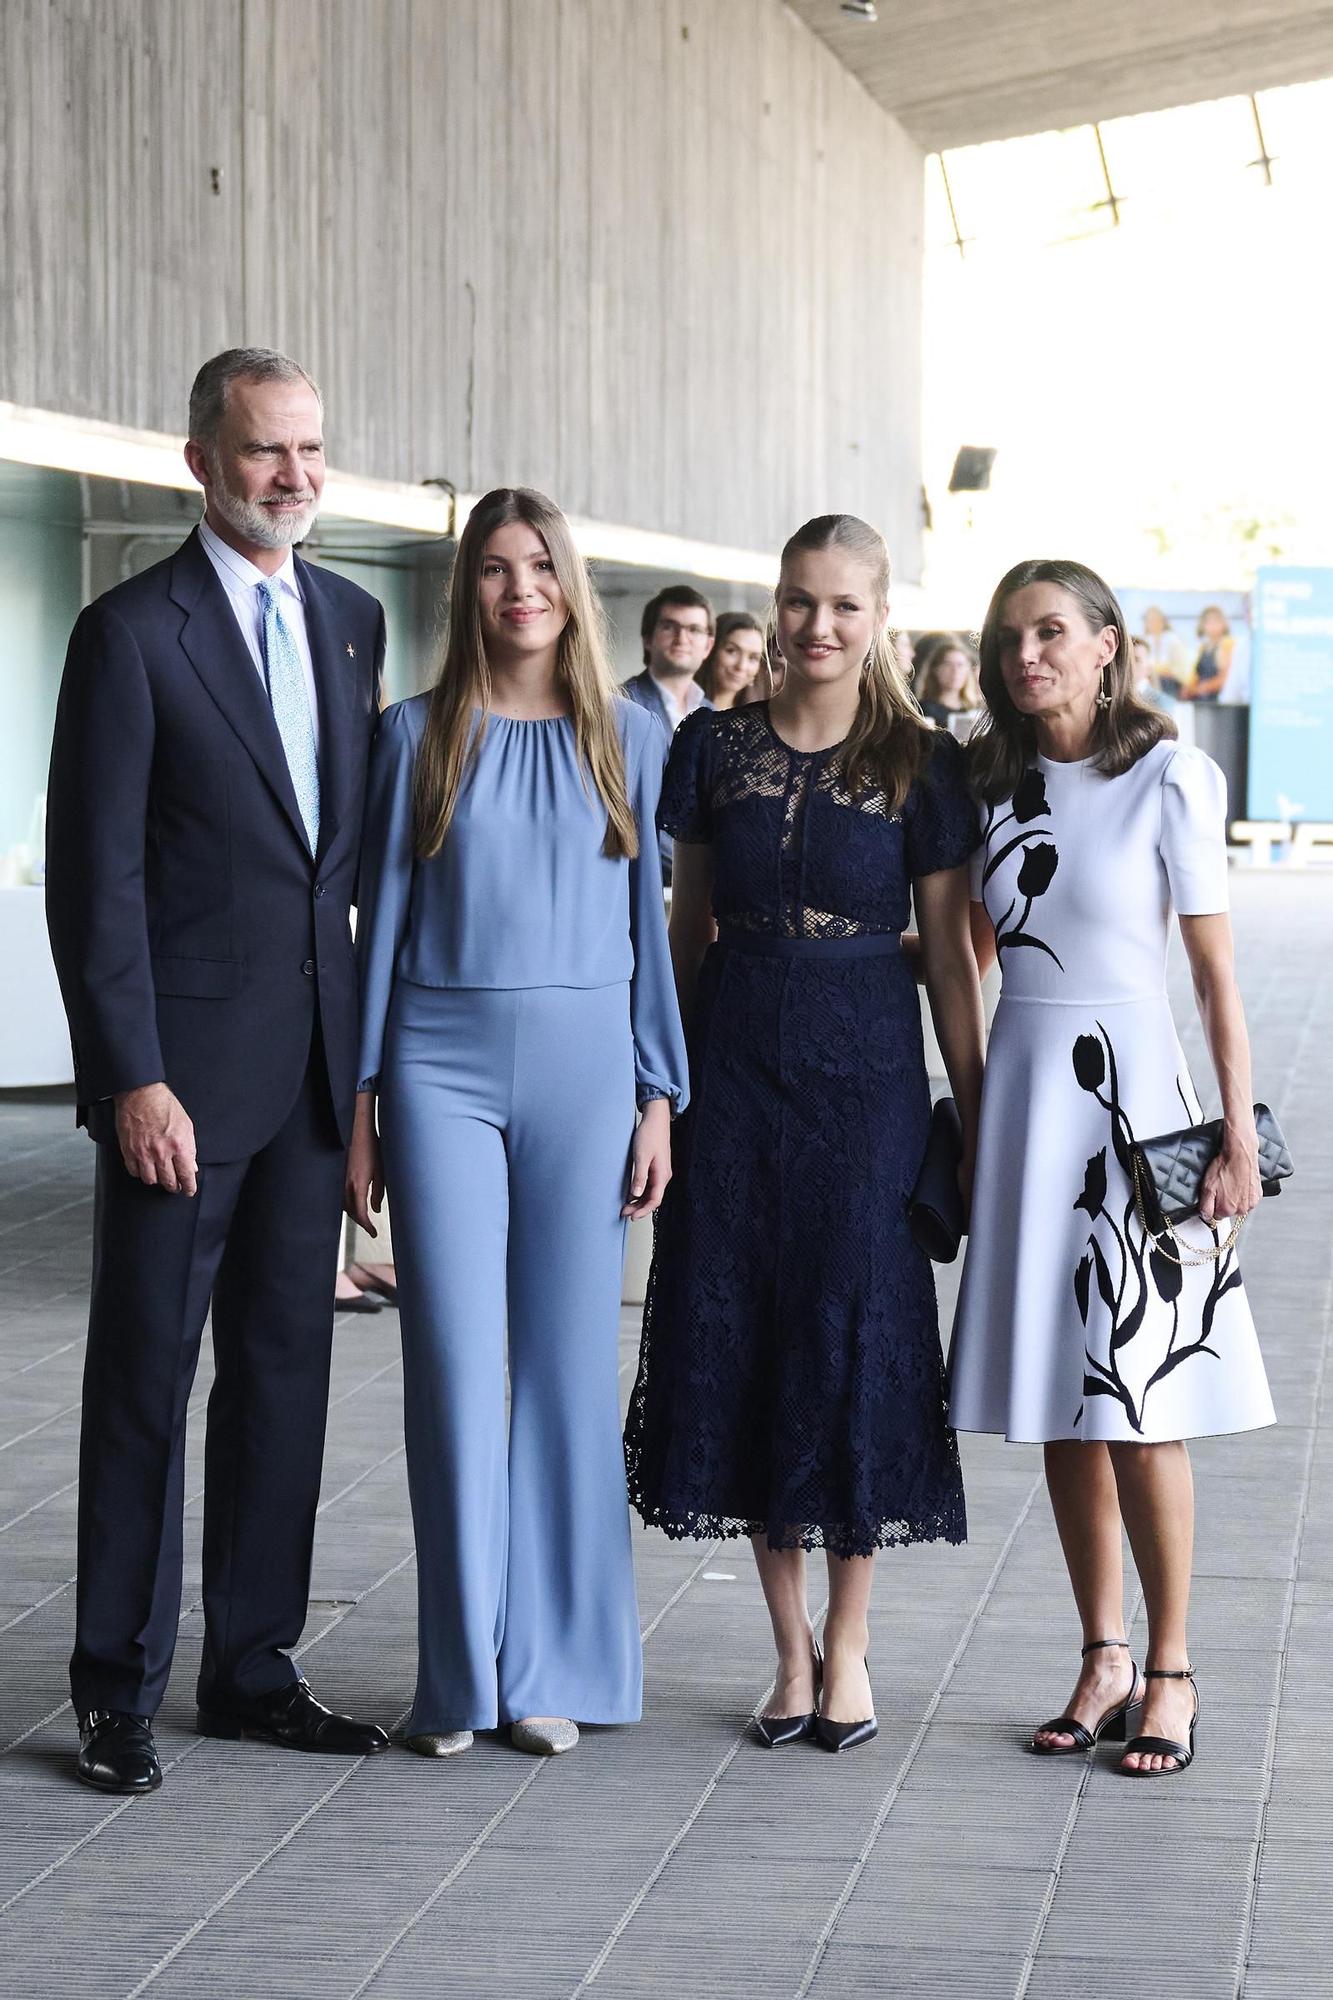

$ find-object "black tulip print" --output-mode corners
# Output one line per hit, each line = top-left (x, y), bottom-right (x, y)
(1070, 1021), (1240, 1433)
(981, 774), (1064, 969)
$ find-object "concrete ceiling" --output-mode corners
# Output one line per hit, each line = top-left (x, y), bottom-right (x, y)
(787, 1), (1333, 151)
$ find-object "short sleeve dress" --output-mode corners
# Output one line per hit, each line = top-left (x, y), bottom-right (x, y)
(623, 703), (978, 1557)
(948, 741), (1275, 1444)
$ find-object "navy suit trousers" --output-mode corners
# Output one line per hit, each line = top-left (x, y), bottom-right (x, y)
(69, 1036), (346, 1718)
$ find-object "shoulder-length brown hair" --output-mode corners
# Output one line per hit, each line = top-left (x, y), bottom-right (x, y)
(774, 514), (935, 815)
(413, 487), (637, 861)
(968, 558), (1175, 805)
(696, 610), (767, 703)
(915, 634), (982, 711)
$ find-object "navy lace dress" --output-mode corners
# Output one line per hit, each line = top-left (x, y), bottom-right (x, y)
(625, 703), (978, 1558)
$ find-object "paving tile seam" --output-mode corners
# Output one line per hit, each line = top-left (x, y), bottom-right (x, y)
(0, 1547), (419, 1913)
(332, 1542), (731, 2000)
(791, 1469), (1048, 2000)
(566, 1591), (836, 1999)
(1010, 1582), (1148, 2000)
(0, 1190), (95, 1245)
(0, 1387), (211, 1538)
(119, 1759), (376, 2000)
(0, 1397), (83, 1456)
(0, 1334), (83, 1386)
(0, 1571), (76, 1636)
(1235, 1265), (1333, 2000)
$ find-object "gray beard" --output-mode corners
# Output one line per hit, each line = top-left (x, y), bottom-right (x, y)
(210, 470), (319, 549)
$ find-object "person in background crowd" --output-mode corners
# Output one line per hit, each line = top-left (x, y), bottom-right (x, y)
(949, 558), (1272, 1779)
(625, 512), (984, 1756)
(45, 347), (390, 1796)
(1140, 606), (1189, 701)
(622, 584), (715, 881)
(696, 611), (765, 710)
(914, 634), (982, 729)
(347, 487), (687, 1762)
(1130, 635), (1158, 705)
(1182, 606), (1235, 703)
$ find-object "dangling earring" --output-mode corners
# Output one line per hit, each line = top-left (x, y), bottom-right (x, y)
(1095, 662), (1112, 710)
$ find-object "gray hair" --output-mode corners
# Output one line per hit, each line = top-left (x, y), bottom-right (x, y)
(188, 347), (322, 443)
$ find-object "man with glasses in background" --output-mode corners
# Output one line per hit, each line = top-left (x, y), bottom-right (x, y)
(622, 585), (714, 883)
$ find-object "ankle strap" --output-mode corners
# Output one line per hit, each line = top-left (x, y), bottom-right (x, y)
(1080, 1639), (1128, 1655)
(1143, 1666), (1195, 1679)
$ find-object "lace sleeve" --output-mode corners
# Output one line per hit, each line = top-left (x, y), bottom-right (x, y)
(904, 732), (980, 879)
(658, 708), (715, 844)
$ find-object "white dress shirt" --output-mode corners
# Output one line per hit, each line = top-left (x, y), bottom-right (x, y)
(198, 516), (322, 752)
(650, 672), (707, 733)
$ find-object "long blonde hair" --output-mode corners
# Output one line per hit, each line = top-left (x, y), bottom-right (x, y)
(414, 487), (637, 861)
(775, 514), (935, 814)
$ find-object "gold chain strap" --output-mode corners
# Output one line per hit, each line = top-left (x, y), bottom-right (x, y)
(1131, 1156), (1245, 1266)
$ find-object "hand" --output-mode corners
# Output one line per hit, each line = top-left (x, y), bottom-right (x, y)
(344, 1094), (384, 1233)
(622, 1099), (672, 1219)
(114, 1083), (197, 1195)
(1200, 1126), (1262, 1223)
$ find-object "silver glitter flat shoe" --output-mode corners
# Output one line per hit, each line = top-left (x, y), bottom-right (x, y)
(510, 1718), (579, 1756)
(401, 1730), (473, 1758)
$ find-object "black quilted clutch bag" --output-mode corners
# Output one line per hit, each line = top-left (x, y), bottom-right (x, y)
(1129, 1103), (1292, 1232)
(909, 1096), (965, 1264)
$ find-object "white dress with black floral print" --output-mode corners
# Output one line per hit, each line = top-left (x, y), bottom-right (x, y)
(948, 741), (1274, 1444)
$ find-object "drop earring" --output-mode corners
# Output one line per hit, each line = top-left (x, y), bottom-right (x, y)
(1095, 662), (1112, 710)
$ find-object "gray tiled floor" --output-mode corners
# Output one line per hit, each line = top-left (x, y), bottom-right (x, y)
(2, 872), (1330, 1999)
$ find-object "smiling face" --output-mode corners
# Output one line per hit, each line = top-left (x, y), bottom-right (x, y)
(711, 626), (764, 699)
(187, 374), (325, 557)
(647, 600), (713, 681)
(476, 520), (570, 660)
(775, 548), (881, 692)
(995, 583), (1117, 730)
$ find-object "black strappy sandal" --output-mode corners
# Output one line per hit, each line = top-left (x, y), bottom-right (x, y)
(1119, 1666), (1198, 1777)
(1030, 1639), (1143, 1756)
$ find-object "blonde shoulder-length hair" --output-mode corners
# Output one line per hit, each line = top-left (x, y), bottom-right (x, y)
(915, 634), (982, 711)
(774, 513), (936, 815)
(413, 487), (637, 861)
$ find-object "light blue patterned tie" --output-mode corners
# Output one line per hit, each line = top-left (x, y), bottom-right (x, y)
(257, 578), (320, 853)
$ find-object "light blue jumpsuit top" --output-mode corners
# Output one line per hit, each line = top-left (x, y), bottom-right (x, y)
(355, 692), (689, 1110)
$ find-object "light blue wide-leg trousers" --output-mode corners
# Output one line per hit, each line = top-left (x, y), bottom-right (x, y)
(380, 980), (642, 1731)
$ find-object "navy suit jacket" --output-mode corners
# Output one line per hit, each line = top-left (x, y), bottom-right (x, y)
(620, 671), (712, 882)
(45, 529), (384, 1162)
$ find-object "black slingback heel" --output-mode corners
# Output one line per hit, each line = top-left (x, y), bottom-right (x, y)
(1119, 1665), (1198, 1776)
(1030, 1638), (1143, 1756)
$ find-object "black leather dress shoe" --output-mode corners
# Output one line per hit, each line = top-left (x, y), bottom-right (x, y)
(77, 1710), (163, 1794)
(196, 1678), (389, 1755)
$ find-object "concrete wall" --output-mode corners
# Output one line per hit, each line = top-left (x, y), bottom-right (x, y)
(1, 0), (925, 572)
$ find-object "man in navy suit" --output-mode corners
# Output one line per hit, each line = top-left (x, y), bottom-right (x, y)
(620, 584), (714, 884)
(46, 348), (390, 1792)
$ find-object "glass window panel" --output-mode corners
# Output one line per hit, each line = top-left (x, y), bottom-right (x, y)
(1098, 94), (1259, 216)
(1252, 78), (1333, 188)
(942, 124), (1113, 249)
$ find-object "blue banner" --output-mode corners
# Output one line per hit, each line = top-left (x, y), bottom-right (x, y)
(1249, 567), (1333, 820)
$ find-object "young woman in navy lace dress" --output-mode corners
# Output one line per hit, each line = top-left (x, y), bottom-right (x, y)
(624, 514), (985, 1750)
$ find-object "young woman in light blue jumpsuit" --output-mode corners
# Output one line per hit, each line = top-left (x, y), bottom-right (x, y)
(348, 488), (687, 1751)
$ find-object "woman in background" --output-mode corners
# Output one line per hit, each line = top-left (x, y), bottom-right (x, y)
(1182, 606), (1235, 704)
(626, 513), (984, 1755)
(915, 635), (982, 730)
(348, 487), (687, 1761)
(696, 611), (767, 709)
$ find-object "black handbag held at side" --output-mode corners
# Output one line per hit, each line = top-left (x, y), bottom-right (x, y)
(1129, 1102), (1292, 1267)
(909, 1096), (965, 1264)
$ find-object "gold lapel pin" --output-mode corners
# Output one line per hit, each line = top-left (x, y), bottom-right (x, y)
(346, 642), (356, 658)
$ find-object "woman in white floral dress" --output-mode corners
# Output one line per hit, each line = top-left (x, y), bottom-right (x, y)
(949, 559), (1273, 1778)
